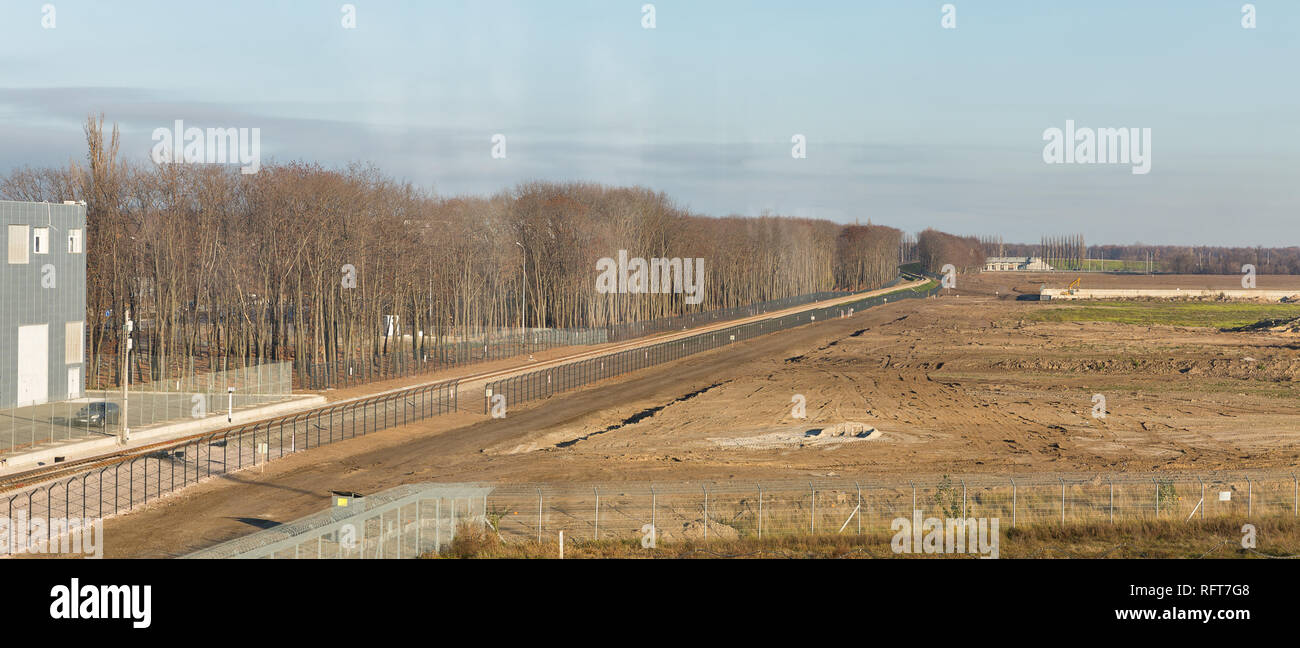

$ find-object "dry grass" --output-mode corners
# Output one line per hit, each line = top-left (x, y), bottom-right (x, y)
(429, 518), (1300, 559)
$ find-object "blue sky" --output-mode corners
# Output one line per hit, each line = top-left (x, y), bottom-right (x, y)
(1, 0), (1296, 245)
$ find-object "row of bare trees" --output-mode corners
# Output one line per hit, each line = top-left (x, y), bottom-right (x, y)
(1038, 234), (1086, 270)
(835, 224), (903, 290)
(1090, 244), (1300, 275)
(0, 117), (904, 387)
(916, 228), (985, 273)
(985, 240), (1300, 275)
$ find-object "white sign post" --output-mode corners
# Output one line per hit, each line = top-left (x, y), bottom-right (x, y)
(121, 315), (133, 445)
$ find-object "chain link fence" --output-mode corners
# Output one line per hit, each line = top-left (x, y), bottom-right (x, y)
(299, 288), (879, 390)
(485, 281), (939, 413)
(177, 473), (1300, 558)
(491, 475), (1299, 544)
(0, 378), (458, 556)
(1, 359), (293, 457)
(185, 484), (492, 559)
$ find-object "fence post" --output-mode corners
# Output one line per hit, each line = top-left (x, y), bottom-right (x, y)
(1153, 478), (1159, 518)
(1109, 477), (1114, 523)
(1293, 474), (1297, 517)
(909, 480), (916, 515)
(651, 486), (656, 540)
(757, 484), (763, 538)
(594, 487), (600, 541)
(809, 482), (815, 534)
(536, 488), (542, 544)
(1010, 477), (1016, 528)
(961, 479), (967, 519)
(855, 481), (862, 535)
(1059, 477), (1065, 526)
(1199, 477), (1204, 522)
(1247, 477), (1252, 517)
(703, 485), (709, 541)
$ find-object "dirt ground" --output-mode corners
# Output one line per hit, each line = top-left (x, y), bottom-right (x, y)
(971, 272), (1300, 298)
(98, 289), (1300, 557)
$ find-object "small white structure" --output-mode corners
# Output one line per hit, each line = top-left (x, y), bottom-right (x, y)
(983, 256), (1054, 272)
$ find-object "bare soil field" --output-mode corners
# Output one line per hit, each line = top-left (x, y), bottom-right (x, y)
(971, 272), (1300, 299)
(96, 290), (1300, 557)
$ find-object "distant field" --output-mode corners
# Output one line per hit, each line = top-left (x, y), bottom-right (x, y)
(1054, 259), (1157, 272)
(975, 273), (1300, 291)
(1027, 301), (1300, 328)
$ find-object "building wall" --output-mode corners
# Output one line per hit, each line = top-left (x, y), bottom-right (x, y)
(0, 201), (87, 408)
(983, 257), (1055, 272)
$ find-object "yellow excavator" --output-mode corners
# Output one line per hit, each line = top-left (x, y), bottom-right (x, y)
(1067, 277), (1081, 295)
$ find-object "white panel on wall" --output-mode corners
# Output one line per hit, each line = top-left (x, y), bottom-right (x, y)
(16, 324), (49, 406)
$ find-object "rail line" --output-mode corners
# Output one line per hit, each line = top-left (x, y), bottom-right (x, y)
(0, 281), (923, 494)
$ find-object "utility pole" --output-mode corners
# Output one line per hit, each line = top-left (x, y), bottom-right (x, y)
(120, 311), (133, 445)
(515, 241), (526, 340)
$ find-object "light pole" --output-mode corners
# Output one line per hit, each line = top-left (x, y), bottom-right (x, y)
(515, 241), (526, 341)
(227, 386), (235, 423)
(120, 312), (133, 445)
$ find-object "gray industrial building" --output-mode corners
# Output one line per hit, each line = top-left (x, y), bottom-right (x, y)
(1, 200), (87, 409)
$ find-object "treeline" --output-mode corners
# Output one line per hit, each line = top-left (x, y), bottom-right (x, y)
(1039, 234), (1086, 270)
(992, 241), (1300, 274)
(916, 228), (984, 273)
(0, 117), (903, 384)
(835, 224), (903, 290)
(1089, 245), (1300, 275)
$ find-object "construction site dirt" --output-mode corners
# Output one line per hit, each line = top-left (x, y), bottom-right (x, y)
(88, 285), (1299, 557)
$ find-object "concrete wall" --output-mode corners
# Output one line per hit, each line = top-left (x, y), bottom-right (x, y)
(0, 201), (87, 408)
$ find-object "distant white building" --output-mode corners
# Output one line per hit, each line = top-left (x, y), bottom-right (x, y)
(983, 256), (1054, 272)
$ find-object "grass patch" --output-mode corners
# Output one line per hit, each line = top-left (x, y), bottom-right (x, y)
(1027, 301), (1300, 328)
(428, 518), (1300, 559)
(1053, 259), (1159, 272)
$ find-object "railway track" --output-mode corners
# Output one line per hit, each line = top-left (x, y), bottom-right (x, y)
(0, 282), (922, 494)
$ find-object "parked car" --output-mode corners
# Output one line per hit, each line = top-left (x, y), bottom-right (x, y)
(72, 402), (121, 427)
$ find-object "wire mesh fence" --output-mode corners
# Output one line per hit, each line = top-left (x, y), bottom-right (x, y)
(0, 378), (459, 557)
(485, 282), (940, 413)
(184, 484), (493, 559)
(299, 288), (877, 390)
(486, 475), (1300, 545)
(175, 473), (1300, 558)
(299, 328), (609, 390)
(1, 359), (293, 456)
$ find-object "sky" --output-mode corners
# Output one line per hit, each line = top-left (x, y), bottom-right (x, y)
(0, 0), (1296, 246)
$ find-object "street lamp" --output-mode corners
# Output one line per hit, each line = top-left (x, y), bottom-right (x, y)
(515, 241), (526, 340)
(227, 386), (235, 423)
